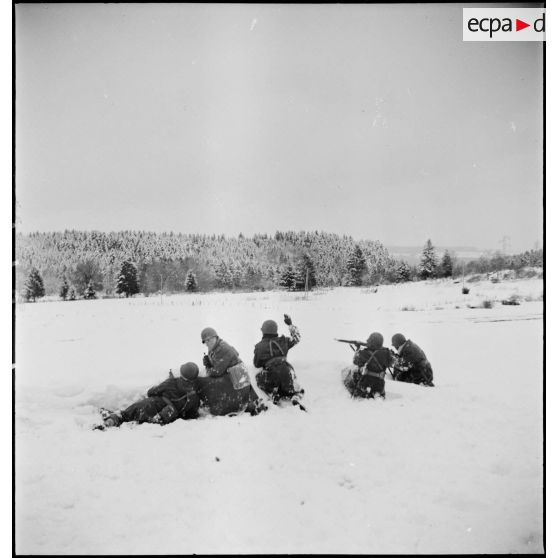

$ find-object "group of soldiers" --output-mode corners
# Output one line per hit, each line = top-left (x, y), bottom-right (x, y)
(97, 315), (434, 430)
(342, 332), (435, 400)
(98, 314), (303, 429)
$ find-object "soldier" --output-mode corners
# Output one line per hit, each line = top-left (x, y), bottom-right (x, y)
(253, 314), (305, 409)
(97, 362), (201, 429)
(197, 327), (267, 416)
(344, 332), (393, 399)
(391, 333), (434, 386)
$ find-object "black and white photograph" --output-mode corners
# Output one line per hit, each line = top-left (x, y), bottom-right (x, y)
(13, 2), (546, 554)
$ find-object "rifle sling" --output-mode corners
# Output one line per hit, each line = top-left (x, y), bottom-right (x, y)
(162, 393), (189, 409)
(364, 350), (386, 378)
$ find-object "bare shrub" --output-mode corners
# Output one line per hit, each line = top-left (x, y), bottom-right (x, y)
(502, 294), (521, 305)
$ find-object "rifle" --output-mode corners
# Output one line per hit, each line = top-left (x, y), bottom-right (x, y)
(336, 339), (400, 381)
(335, 338), (368, 352)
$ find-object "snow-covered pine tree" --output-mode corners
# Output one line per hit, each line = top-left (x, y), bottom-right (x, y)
(244, 264), (260, 290)
(215, 261), (233, 289)
(59, 277), (70, 301)
(346, 244), (367, 286)
(24, 267), (45, 302)
(116, 260), (139, 297)
(185, 270), (198, 292)
(279, 265), (297, 291)
(84, 281), (97, 300)
(395, 261), (411, 283)
(419, 239), (438, 280)
(68, 287), (77, 301)
(440, 250), (453, 278)
(295, 253), (317, 291)
(231, 262), (243, 289)
(71, 259), (103, 297)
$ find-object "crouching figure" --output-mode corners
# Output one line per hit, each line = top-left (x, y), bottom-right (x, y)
(196, 327), (267, 416)
(391, 333), (434, 386)
(253, 314), (305, 410)
(342, 332), (393, 399)
(98, 362), (201, 429)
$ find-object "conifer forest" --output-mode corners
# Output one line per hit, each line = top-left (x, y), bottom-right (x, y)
(15, 230), (543, 300)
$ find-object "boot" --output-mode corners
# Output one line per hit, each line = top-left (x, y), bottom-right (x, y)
(246, 398), (268, 416)
(291, 395), (307, 412)
(257, 399), (268, 413)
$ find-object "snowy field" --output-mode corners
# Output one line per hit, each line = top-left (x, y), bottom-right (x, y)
(15, 277), (544, 554)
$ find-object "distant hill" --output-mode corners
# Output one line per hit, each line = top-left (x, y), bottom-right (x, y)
(386, 245), (487, 265)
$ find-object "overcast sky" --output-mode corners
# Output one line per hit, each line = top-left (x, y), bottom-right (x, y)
(15, 3), (543, 252)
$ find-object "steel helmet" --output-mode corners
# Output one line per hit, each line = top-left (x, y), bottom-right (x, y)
(180, 362), (199, 380)
(391, 333), (406, 349)
(366, 332), (384, 350)
(201, 327), (218, 343)
(261, 320), (278, 335)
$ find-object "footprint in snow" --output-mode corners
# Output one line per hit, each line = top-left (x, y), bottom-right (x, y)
(338, 477), (355, 489)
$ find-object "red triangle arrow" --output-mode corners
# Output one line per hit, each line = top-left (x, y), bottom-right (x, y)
(516, 19), (530, 31)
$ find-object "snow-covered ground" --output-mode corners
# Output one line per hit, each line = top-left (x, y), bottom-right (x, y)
(15, 277), (544, 554)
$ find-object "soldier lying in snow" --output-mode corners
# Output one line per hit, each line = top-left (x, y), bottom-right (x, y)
(253, 314), (305, 410)
(97, 362), (200, 429)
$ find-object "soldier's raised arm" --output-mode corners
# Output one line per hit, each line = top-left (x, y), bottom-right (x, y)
(284, 314), (301, 348)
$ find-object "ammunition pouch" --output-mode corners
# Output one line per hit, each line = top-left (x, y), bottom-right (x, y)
(227, 362), (252, 390)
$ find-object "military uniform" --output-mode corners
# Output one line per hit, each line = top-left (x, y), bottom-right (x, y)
(102, 373), (200, 428)
(253, 324), (302, 402)
(205, 338), (242, 377)
(199, 337), (263, 416)
(348, 346), (394, 398)
(394, 339), (434, 386)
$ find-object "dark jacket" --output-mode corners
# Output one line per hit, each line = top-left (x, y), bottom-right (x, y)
(353, 347), (394, 374)
(195, 375), (259, 416)
(253, 325), (301, 369)
(397, 339), (434, 385)
(146, 376), (199, 415)
(206, 338), (242, 377)
(350, 346), (394, 398)
(398, 339), (427, 366)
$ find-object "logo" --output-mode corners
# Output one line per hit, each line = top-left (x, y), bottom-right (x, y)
(463, 8), (545, 41)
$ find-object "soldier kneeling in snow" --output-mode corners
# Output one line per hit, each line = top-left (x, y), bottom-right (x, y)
(196, 327), (267, 416)
(98, 362), (201, 429)
(343, 332), (393, 399)
(391, 333), (434, 387)
(253, 314), (305, 410)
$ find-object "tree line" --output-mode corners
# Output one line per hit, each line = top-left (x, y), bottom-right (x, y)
(16, 230), (399, 300)
(16, 231), (542, 302)
(414, 239), (542, 280)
